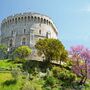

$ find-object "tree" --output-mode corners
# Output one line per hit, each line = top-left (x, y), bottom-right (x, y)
(0, 44), (7, 59)
(69, 45), (90, 85)
(35, 38), (67, 64)
(14, 45), (32, 59)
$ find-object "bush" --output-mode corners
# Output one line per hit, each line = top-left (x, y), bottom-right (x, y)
(2, 79), (17, 86)
(58, 69), (76, 82)
(11, 68), (21, 80)
(52, 66), (76, 84)
(45, 76), (56, 87)
(52, 66), (62, 77)
(21, 81), (42, 90)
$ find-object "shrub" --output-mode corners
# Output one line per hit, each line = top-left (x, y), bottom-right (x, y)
(45, 76), (56, 87)
(2, 79), (17, 86)
(52, 66), (62, 77)
(11, 68), (21, 80)
(21, 81), (42, 90)
(58, 68), (76, 82)
(14, 45), (32, 59)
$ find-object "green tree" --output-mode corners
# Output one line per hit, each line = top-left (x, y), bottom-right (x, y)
(59, 49), (68, 65)
(35, 38), (67, 64)
(14, 45), (32, 59)
(0, 44), (7, 59)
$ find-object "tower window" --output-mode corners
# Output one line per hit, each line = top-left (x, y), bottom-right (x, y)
(24, 29), (26, 34)
(31, 16), (33, 21)
(9, 39), (13, 47)
(22, 38), (26, 45)
(21, 17), (23, 21)
(39, 30), (41, 34)
(15, 18), (17, 24)
(11, 31), (13, 36)
(28, 16), (30, 20)
(46, 31), (51, 38)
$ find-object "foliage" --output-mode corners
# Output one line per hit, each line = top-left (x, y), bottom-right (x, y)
(14, 45), (32, 59)
(52, 66), (62, 77)
(11, 68), (21, 80)
(35, 38), (68, 64)
(44, 76), (56, 87)
(0, 59), (17, 71)
(1, 59), (90, 90)
(69, 45), (90, 85)
(3, 79), (17, 86)
(52, 66), (76, 83)
(0, 44), (7, 59)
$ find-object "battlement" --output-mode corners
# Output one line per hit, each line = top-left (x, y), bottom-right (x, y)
(1, 12), (58, 34)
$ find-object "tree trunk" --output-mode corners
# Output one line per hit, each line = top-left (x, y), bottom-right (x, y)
(79, 76), (85, 85)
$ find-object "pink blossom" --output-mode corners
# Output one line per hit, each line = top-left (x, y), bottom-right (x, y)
(69, 45), (90, 79)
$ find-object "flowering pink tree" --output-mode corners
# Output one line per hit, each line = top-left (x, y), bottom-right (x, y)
(69, 45), (90, 84)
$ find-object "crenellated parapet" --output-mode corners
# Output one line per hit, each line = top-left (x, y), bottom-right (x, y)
(1, 12), (58, 34)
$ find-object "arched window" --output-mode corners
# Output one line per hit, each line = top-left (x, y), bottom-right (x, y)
(39, 30), (41, 34)
(41, 18), (43, 23)
(48, 21), (51, 25)
(22, 38), (26, 45)
(12, 18), (14, 22)
(47, 20), (48, 24)
(28, 16), (30, 20)
(25, 16), (27, 21)
(31, 16), (33, 21)
(9, 39), (13, 47)
(18, 17), (20, 21)
(11, 31), (13, 36)
(15, 18), (17, 24)
(44, 19), (46, 23)
(10, 19), (11, 23)
(24, 29), (26, 34)
(34, 16), (37, 21)
(38, 17), (40, 22)
(8, 20), (9, 24)
(21, 17), (23, 21)
(46, 31), (51, 38)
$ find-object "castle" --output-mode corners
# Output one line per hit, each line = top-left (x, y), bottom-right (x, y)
(0, 12), (58, 60)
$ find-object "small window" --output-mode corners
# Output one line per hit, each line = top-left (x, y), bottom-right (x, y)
(10, 20), (11, 23)
(47, 20), (48, 24)
(9, 39), (13, 47)
(24, 29), (26, 34)
(18, 17), (20, 21)
(8, 20), (9, 24)
(15, 18), (17, 24)
(46, 32), (51, 38)
(39, 30), (41, 34)
(44, 19), (46, 23)
(25, 16), (27, 21)
(34, 16), (37, 21)
(28, 16), (30, 20)
(22, 38), (26, 45)
(11, 31), (13, 36)
(46, 32), (48, 38)
(38, 17), (40, 22)
(31, 16), (33, 21)
(12, 18), (14, 22)
(21, 17), (23, 20)
(41, 18), (43, 22)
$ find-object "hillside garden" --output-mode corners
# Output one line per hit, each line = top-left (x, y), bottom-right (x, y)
(0, 39), (90, 90)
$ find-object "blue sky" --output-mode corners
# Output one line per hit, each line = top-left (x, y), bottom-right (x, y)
(0, 0), (90, 49)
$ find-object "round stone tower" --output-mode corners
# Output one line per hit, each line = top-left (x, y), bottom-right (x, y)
(1, 12), (58, 60)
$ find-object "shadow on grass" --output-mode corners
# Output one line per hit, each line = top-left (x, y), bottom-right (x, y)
(2, 79), (17, 86)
